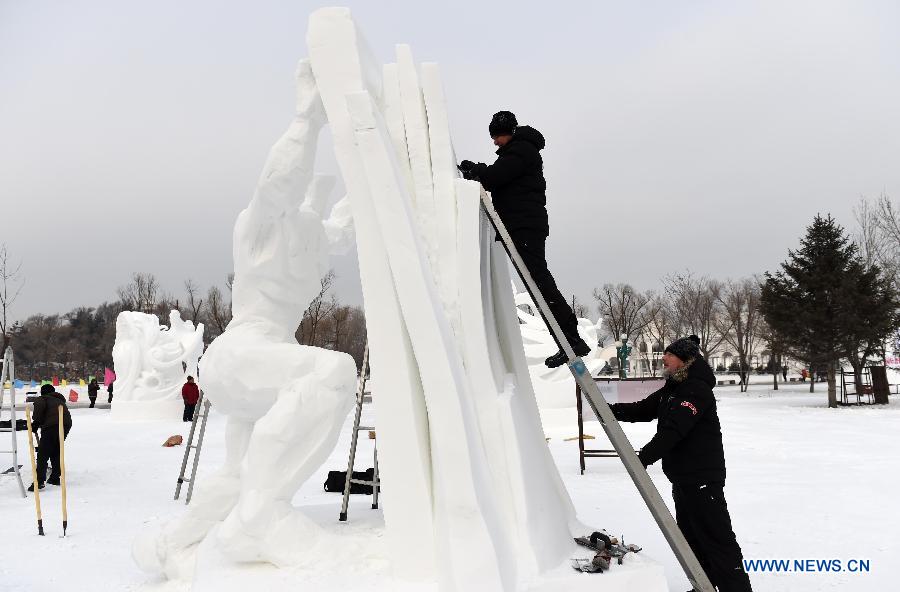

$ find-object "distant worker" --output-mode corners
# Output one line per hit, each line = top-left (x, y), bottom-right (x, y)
(458, 111), (590, 367)
(29, 384), (72, 491)
(610, 336), (752, 592)
(181, 376), (200, 423)
(107, 380), (114, 404)
(87, 377), (100, 408)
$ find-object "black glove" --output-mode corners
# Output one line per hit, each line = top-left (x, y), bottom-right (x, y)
(458, 160), (478, 180)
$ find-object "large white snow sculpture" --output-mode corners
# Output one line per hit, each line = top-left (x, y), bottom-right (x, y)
(309, 8), (664, 591)
(133, 59), (358, 577)
(136, 8), (666, 591)
(110, 310), (204, 420)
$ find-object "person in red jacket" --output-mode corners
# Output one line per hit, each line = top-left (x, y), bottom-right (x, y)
(181, 376), (200, 422)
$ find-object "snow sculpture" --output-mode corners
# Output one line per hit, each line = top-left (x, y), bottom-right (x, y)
(111, 310), (204, 420)
(516, 291), (605, 411)
(136, 8), (666, 591)
(133, 59), (357, 577)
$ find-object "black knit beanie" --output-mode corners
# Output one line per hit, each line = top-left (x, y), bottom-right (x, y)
(489, 111), (517, 137)
(664, 336), (700, 362)
(40, 384), (55, 395)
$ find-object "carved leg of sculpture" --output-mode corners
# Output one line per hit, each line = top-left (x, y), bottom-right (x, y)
(133, 417), (253, 579)
(216, 351), (355, 567)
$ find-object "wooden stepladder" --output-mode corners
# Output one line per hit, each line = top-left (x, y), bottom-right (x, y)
(478, 188), (715, 592)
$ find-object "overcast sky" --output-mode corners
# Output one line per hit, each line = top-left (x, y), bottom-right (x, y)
(3, 0), (899, 324)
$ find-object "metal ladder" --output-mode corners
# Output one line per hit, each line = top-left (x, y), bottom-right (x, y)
(174, 392), (211, 504)
(478, 189), (715, 592)
(339, 343), (380, 521)
(1, 346), (26, 497)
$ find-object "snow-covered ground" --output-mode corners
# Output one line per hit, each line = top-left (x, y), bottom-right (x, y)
(1, 382), (896, 591)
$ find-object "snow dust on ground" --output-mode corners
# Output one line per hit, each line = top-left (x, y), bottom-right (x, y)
(1, 380), (897, 591)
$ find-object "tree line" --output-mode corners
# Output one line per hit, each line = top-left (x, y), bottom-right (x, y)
(3, 269), (366, 381)
(592, 206), (900, 408)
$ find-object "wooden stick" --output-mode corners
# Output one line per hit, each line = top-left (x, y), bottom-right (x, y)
(58, 405), (68, 536)
(25, 406), (44, 535)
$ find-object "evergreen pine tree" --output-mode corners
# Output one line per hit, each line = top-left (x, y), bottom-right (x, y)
(761, 214), (899, 407)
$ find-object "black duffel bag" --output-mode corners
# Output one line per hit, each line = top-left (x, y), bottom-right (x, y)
(324, 468), (375, 495)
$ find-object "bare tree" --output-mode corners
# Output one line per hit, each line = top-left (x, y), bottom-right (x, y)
(0, 243), (24, 351)
(640, 292), (674, 376)
(715, 278), (762, 392)
(664, 272), (729, 358)
(571, 295), (590, 319)
(117, 272), (160, 314)
(297, 271), (337, 346)
(855, 193), (900, 292)
(184, 279), (204, 322)
(593, 283), (650, 341)
(205, 285), (232, 338)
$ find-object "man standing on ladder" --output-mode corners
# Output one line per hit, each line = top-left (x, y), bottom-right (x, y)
(29, 384), (72, 491)
(459, 111), (590, 367)
(610, 336), (752, 592)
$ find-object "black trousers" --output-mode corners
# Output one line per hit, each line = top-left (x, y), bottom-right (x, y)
(183, 403), (196, 422)
(88, 395), (96, 408)
(509, 229), (581, 347)
(673, 482), (753, 592)
(36, 427), (69, 485)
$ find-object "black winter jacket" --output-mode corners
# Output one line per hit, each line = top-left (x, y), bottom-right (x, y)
(472, 125), (549, 234)
(31, 391), (73, 434)
(611, 357), (726, 484)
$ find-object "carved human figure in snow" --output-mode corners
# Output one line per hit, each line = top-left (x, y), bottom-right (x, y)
(134, 59), (356, 577)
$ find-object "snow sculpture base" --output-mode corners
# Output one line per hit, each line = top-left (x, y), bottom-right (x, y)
(110, 399), (185, 421)
(190, 508), (667, 592)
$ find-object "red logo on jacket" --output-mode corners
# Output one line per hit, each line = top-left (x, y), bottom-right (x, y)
(680, 400), (698, 415)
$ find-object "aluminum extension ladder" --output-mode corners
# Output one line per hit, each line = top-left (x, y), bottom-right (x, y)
(339, 342), (380, 521)
(478, 189), (715, 592)
(174, 392), (211, 504)
(0, 347), (26, 498)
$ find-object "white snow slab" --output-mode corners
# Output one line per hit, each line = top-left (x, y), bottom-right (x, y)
(306, 7), (436, 580)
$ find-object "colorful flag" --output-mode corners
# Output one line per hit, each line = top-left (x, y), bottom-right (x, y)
(30, 379), (37, 387)
(69, 389), (78, 402)
(14, 379), (24, 389)
(61, 379), (68, 386)
(79, 378), (86, 386)
(104, 367), (116, 385)
(52, 376), (59, 386)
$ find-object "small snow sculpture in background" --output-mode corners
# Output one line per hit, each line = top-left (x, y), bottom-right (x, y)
(516, 290), (605, 410)
(110, 310), (204, 420)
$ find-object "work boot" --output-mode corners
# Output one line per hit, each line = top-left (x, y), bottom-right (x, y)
(47, 476), (61, 486)
(544, 338), (591, 368)
(27, 482), (45, 492)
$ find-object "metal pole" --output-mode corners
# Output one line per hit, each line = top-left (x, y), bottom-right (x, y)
(57, 405), (68, 536)
(478, 189), (714, 592)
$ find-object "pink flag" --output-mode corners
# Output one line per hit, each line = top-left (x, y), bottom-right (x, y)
(104, 367), (116, 385)
(69, 389), (79, 402)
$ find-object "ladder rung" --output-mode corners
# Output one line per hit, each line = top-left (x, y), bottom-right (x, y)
(349, 479), (379, 485)
(356, 426), (374, 431)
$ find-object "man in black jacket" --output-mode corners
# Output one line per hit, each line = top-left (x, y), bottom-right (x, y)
(459, 111), (590, 368)
(29, 384), (73, 491)
(611, 336), (752, 592)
